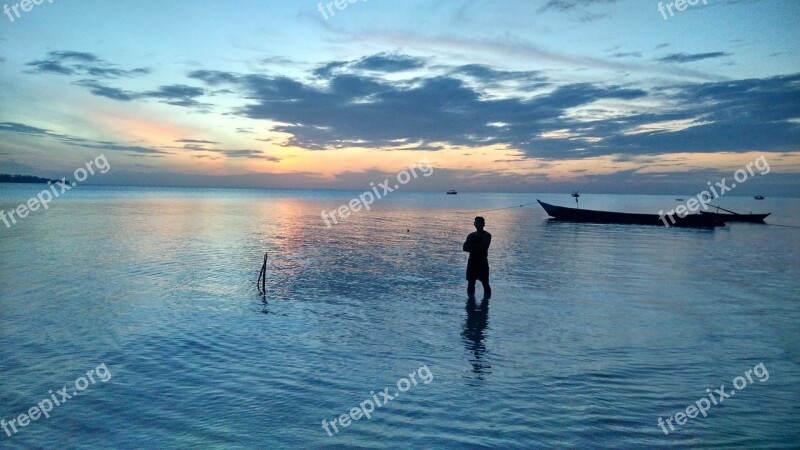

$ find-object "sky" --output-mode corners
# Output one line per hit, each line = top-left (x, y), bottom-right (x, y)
(0, 0), (798, 194)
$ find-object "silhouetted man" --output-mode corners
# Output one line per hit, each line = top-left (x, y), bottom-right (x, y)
(463, 216), (491, 299)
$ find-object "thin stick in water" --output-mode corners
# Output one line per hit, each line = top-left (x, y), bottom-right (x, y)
(260, 252), (268, 293)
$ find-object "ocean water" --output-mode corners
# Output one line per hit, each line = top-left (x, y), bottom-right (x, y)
(1, 184), (799, 449)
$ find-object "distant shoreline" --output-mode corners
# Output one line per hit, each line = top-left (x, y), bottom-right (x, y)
(0, 174), (67, 184)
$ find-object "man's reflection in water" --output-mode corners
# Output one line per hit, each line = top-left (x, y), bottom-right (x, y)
(462, 296), (491, 377)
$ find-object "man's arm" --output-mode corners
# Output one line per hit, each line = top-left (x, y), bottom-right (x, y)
(463, 232), (475, 252)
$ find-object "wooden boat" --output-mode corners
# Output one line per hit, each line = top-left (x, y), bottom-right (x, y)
(537, 200), (725, 227)
(698, 204), (769, 223)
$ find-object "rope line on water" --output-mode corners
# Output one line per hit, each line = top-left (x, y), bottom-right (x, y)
(766, 223), (800, 229)
(457, 201), (540, 215)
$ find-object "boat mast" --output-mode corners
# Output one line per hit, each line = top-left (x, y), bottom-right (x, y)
(571, 191), (580, 209)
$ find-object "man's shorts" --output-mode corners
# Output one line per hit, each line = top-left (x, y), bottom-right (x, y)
(466, 259), (490, 282)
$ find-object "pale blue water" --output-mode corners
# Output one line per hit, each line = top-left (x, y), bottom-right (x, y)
(1, 185), (799, 449)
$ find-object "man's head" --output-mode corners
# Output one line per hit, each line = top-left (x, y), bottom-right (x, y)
(474, 216), (485, 231)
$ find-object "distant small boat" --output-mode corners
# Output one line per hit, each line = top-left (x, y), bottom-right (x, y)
(537, 200), (724, 227)
(675, 198), (684, 201)
(446, 190), (458, 195)
(754, 195), (765, 200)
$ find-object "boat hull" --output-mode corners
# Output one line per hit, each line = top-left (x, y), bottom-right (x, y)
(700, 211), (770, 223)
(537, 200), (724, 227)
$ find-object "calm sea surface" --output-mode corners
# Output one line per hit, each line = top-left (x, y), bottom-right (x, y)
(1, 185), (799, 449)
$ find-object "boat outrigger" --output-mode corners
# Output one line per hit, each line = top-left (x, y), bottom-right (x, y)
(537, 200), (725, 228)
(699, 204), (770, 223)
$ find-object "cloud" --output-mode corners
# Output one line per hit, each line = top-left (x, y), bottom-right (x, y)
(16, 50), (799, 165)
(26, 51), (205, 108)
(313, 53), (426, 78)
(538, 0), (619, 12)
(0, 122), (52, 136)
(449, 64), (549, 91)
(658, 52), (731, 63)
(611, 52), (642, 58)
(0, 121), (278, 161)
(72, 80), (206, 107)
(590, 73), (800, 155)
(189, 63), (647, 154)
(27, 51), (150, 78)
(141, 84), (207, 107)
(175, 139), (219, 145)
(217, 149), (272, 159)
(351, 53), (426, 72)
(0, 122), (170, 155)
(186, 57), (799, 159)
(74, 79), (138, 101)
(172, 140), (280, 161)
(336, 31), (722, 81)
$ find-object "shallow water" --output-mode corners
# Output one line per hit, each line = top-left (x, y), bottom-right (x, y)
(1, 185), (799, 448)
